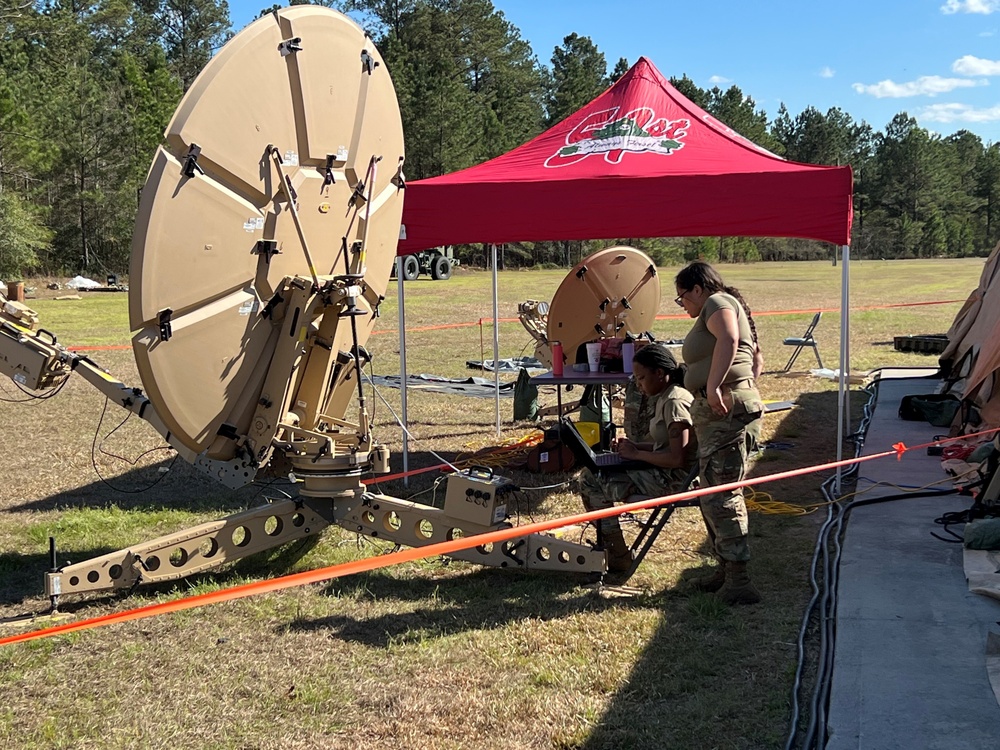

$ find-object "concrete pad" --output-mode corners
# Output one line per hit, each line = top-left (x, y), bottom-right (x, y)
(826, 372), (1000, 750)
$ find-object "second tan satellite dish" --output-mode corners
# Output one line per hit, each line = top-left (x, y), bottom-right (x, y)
(521, 246), (661, 368)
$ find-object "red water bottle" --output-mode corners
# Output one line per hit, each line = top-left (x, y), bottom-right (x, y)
(551, 340), (563, 376)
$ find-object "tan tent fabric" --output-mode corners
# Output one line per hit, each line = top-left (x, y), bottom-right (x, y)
(942, 242), (1000, 429)
(964, 313), (1000, 426)
(940, 289), (983, 366)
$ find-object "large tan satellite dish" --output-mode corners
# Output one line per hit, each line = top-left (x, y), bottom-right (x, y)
(545, 246), (661, 366)
(129, 6), (404, 463)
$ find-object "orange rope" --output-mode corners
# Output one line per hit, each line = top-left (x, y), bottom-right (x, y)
(653, 298), (966, 322)
(67, 344), (131, 352)
(4, 427), (996, 648)
(67, 299), (965, 351)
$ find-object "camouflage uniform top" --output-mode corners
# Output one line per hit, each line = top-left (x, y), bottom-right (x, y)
(682, 292), (755, 392)
(623, 379), (658, 441)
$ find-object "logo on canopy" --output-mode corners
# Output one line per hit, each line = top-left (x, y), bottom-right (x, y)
(545, 107), (689, 168)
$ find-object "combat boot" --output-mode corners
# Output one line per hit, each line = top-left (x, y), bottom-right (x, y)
(602, 528), (634, 573)
(717, 561), (761, 605)
(686, 564), (726, 593)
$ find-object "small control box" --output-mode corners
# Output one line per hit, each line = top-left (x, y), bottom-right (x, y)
(443, 467), (511, 527)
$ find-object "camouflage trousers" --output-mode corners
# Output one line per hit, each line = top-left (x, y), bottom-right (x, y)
(580, 465), (692, 534)
(691, 388), (763, 563)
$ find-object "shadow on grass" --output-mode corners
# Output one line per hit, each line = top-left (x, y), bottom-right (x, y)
(283, 567), (670, 646)
(8, 447), (484, 514)
(6, 458), (280, 514)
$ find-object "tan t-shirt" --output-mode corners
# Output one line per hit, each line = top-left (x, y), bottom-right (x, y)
(682, 292), (755, 392)
(650, 384), (694, 451)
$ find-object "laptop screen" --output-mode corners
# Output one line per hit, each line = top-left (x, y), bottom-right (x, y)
(559, 419), (630, 470)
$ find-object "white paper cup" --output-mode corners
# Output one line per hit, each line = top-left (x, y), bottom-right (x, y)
(586, 342), (602, 372)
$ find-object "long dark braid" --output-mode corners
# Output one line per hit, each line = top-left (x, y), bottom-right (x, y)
(674, 261), (759, 347)
(721, 285), (759, 348)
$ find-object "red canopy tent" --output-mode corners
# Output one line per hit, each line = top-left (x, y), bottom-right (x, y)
(391, 57), (855, 487)
(397, 56), (853, 253)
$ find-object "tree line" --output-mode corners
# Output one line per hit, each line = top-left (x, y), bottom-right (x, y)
(2, 0), (999, 280)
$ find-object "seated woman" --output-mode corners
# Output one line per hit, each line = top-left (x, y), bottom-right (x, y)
(580, 345), (697, 573)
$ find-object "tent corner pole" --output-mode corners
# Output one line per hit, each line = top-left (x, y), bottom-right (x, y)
(396, 256), (409, 488)
(492, 244), (501, 437)
(835, 243), (850, 495)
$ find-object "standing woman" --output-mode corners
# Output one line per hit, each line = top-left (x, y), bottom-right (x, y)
(675, 261), (765, 605)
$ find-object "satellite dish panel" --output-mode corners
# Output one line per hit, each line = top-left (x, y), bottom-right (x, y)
(546, 246), (661, 365)
(128, 7), (404, 457)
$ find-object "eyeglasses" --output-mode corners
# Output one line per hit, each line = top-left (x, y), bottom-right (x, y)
(674, 290), (690, 307)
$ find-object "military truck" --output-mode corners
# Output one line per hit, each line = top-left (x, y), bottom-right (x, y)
(393, 247), (459, 281)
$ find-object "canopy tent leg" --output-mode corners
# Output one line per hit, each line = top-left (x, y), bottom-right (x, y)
(835, 244), (850, 495)
(492, 244), (501, 437)
(396, 257), (409, 487)
(845, 255), (852, 453)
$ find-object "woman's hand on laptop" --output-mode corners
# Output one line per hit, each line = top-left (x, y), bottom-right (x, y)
(617, 439), (640, 460)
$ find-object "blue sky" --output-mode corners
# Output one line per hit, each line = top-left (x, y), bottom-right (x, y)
(227, 0), (1000, 145)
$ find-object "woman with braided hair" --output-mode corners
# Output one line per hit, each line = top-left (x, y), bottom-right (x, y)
(674, 261), (765, 605)
(579, 343), (697, 574)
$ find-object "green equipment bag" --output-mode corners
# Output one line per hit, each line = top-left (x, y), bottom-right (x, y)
(898, 394), (961, 427)
(513, 368), (539, 421)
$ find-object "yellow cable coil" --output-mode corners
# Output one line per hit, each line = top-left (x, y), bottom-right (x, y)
(743, 466), (980, 516)
(453, 430), (546, 470)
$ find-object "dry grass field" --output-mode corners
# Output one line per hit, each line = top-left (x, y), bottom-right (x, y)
(0, 258), (985, 749)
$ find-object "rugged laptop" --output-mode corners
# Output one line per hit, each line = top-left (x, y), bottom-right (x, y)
(559, 418), (650, 473)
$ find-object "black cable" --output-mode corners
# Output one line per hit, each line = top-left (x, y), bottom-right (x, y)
(245, 467), (287, 507)
(930, 490), (996, 543)
(511, 489), (535, 526)
(785, 501), (834, 750)
(94, 403), (173, 466)
(932, 508), (976, 543)
(0, 375), (69, 402)
(787, 375), (881, 750)
(366, 355), (378, 427)
(90, 397), (177, 494)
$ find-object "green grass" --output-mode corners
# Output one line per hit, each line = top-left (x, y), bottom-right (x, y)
(0, 257), (988, 749)
(30, 295), (134, 346)
(21, 506), (215, 550)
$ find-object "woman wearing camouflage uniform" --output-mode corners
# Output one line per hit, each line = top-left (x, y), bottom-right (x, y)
(675, 261), (765, 605)
(580, 345), (697, 573)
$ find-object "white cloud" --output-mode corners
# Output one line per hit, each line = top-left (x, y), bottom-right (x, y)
(941, 0), (1000, 14)
(852, 75), (987, 97)
(708, 75), (731, 85)
(981, 29), (997, 35)
(919, 101), (1000, 123)
(953, 54), (1000, 75)
(820, 66), (835, 78)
